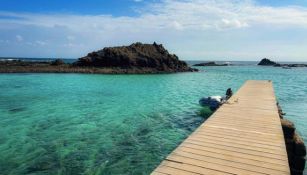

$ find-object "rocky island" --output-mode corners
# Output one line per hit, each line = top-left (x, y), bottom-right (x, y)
(258, 58), (307, 68)
(258, 58), (277, 66)
(0, 42), (197, 74)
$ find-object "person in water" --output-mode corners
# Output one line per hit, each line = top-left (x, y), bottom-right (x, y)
(226, 88), (233, 100)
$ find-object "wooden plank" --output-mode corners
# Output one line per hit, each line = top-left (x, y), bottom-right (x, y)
(151, 172), (168, 175)
(158, 161), (231, 175)
(183, 140), (287, 160)
(151, 80), (290, 175)
(169, 152), (288, 175)
(193, 130), (284, 146)
(166, 154), (265, 175)
(175, 146), (290, 172)
(180, 143), (288, 166)
(190, 132), (286, 149)
(195, 127), (284, 141)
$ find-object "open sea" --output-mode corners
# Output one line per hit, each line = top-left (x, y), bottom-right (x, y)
(0, 60), (307, 174)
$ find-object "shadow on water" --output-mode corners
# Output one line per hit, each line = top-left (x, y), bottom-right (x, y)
(198, 107), (214, 119)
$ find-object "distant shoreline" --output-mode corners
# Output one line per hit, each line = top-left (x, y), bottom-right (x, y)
(0, 60), (196, 74)
(2, 57), (307, 64)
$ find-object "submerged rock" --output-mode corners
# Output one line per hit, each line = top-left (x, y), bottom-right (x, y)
(258, 58), (277, 66)
(74, 42), (197, 73)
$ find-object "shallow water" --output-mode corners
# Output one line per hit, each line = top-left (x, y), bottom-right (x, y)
(0, 65), (307, 174)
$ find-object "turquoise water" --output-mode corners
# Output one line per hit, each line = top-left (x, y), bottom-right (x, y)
(0, 66), (307, 175)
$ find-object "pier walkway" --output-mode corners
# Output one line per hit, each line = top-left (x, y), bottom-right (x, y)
(151, 80), (290, 175)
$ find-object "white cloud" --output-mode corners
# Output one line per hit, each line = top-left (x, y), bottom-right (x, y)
(35, 40), (47, 46)
(67, 35), (75, 41)
(216, 19), (249, 30)
(0, 0), (307, 60)
(0, 39), (9, 43)
(1, 0), (307, 32)
(16, 35), (23, 42)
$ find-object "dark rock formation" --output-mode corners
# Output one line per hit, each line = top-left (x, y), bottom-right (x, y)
(281, 119), (295, 138)
(287, 64), (307, 68)
(258, 58), (277, 66)
(277, 102), (286, 118)
(74, 42), (197, 73)
(258, 58), (307, 68)
(193, 62), (228, 66)
(0, 43), (198, 74)
(51, 59), (64, 66)
(278, 103), (306, 175)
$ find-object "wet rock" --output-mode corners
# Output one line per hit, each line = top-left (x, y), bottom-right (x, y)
(281, 119), (295, 139)
(258, 58), (277, 66)
(293, 133), (306, 156)
(291, 168), (304, 175)
(277, 103), (285, 118)
(278, 103), (306, 175)
(292, 156), (306, 171)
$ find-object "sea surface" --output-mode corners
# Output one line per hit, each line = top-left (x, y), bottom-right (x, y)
(0, 63), (307, 174)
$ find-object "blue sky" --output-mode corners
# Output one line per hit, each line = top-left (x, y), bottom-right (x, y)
(0, 0), (307, 61)
(0, 0), (154, 16)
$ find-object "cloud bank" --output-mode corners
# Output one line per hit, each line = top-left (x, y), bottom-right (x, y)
(0, 0), (307, 61)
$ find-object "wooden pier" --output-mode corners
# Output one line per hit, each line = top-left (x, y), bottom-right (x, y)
(151, 80), (290, 175)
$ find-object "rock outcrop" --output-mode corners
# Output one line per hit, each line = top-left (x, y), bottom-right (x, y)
(193, 62), (229, 66)
(258, 58), (307, 68)
(278, 103), (306, 175)
(51, 59), (64, 66)
(0, 43), (198, 74)
(258, 58), (277, 66)
(74, 42), (197, 73)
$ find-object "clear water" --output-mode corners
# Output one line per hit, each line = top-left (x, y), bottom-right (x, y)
(0, 65), (307, 175)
